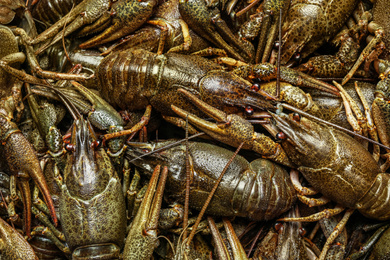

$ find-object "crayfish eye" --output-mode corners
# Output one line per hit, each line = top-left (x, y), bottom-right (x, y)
(273, 41), (280, 50)
(275, 132), (287, 140)
(142, 148), (151, 153)
(90, 140), (101, 149)
(274, 222), (283, 231)
(292, 113), (301, 122)
(293, 52), (301, 63)
(276, 132), (286, 140)
(65, 143), (75, 152)
(251, 83), (260, 92)
(245, 106), (254, 116)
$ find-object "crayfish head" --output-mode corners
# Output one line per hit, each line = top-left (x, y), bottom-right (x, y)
(65, 118), (110, 199)
(271, 112), (334, 168)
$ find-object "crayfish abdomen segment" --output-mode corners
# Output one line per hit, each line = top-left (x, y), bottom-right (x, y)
(96, 49), (156, 111)
(232, 158), (296, 221)
(127, 141), (296, 221)
(357, 173), (390, 220)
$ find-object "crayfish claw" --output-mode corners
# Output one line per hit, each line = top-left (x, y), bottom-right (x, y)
(171, 104), (228, 138)
(177, 88), (229, 122)
(172, 88), (295, 167)
(79, 0), (158, 49)
(0, 217), (38, 259)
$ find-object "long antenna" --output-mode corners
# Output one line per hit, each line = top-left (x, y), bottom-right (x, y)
(276, 5), (282, 99)
(39, 79), (82, 120)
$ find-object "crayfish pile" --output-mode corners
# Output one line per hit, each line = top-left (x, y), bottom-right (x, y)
(0, 0), (389, 259)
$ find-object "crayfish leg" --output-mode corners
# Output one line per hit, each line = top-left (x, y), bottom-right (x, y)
(278, 205), (345, 223)
(123, 165), (168, 260)
(17, 176), (32, 237)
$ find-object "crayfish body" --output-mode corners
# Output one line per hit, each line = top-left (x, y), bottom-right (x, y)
(58, 119), (126, 258)
(127, 141), (296, 221)
(273, 112), (390, 220)
(92, 48), (275, 116)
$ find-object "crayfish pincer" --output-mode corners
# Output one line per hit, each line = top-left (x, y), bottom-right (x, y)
(0, 217), (38, 259)
(271, 112), (390, 220)
(0, 108), (57, 237)
(56, 118), (126, 258)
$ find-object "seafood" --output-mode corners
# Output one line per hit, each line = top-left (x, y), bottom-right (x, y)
(0, 26), (57, 238)
(52, 47), (339, 117)
(29, 0), (111, 52)
(126, 141), (296, 221)
(28, 235), (67, 259)
(346, 222), (390, 260)
(30, 0), (159, 54)
(279, 0), (358, 64)
(238, 0), (290, 63)
(271, 111), (390, 221)
(78, 0), (158, 49)
(92, 48), (264, 115)
(102, 0), (210, 55)
(31, 0), (84, 29)
(178, 0), (254, 62)
(0, 217), (38, 259)
(373, 0), (390, 60)
(53, 117), (126, 258)
(342, 0), (390, 85)
(1, 0), (389, 258)
(368, 224), (390, 259)
(123, 165), (168, 260)
(253, 206), (310, 259)
(296, 28), (362, 78)
(207, 217), (248, 259)
(0, 0), (26, 25)
(169, 87), (294, 166)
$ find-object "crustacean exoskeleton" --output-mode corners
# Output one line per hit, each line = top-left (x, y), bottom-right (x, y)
(294, 3), (383, 82)
(345, 222), (390, 259)
(168, 88), (293, 166)
(49, 115), (127, 258)
(178, 0), (255, 62)
(270, 111), (390, 221)
(0, 216), (39, 259)
(31, 0), (84, 29)
(101, 0), (211, 56)
(29, 0), (158, 54)
(6, 44), (342, 166)
(88, 48), (340, 164)
(0, 24), (57, 238)
(237, 0), (290, 63)
(122, 164), (168, 260)
(341, 0), (390, 85)
(126, 140), (296, 221)
(294, 1), (389, 86)
(279, 0), (358, 65)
